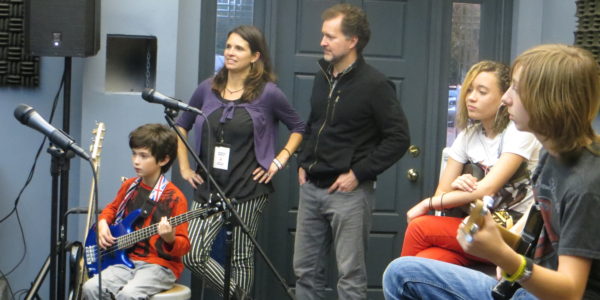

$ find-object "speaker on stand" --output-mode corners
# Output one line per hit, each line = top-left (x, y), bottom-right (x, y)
(25, 0), (100, 57)
(24, 1), (100, 299)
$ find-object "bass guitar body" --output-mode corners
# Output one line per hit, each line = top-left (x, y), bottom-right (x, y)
(84, 209), (142, 277)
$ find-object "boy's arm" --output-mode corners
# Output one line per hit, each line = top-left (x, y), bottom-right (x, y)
(96, 219), (116, 249)
(93, 179), (133, 248)
(517, 255), (591, 300)
(98, 178), (134, 225)
(157, 217), (176, 243)
(159, 188), (190, 256)
(98, 200), (119, 225)
(459, 213), (592, 300)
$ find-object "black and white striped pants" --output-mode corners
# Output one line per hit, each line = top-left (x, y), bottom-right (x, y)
(183, 194), (269, 296)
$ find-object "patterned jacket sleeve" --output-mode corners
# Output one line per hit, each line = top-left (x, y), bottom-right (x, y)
(99, 178), (137, 225)
(159, 183), (190, 257)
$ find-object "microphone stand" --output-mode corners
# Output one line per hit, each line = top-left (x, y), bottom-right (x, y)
(25, 57), (74, 300)
(163, 108), (295, 300)
(48, 145), (74, 300)
(57, 56), (73, 300)
(24, 207), (90, 300)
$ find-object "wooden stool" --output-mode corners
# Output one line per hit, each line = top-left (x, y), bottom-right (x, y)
(150, 283), (191, 300)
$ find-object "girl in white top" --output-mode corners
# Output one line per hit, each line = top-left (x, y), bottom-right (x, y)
(401, 60), (541, 266)
(448, 121), (540, 217)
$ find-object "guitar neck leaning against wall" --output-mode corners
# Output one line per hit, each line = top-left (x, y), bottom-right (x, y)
(69, 121), (105, 300)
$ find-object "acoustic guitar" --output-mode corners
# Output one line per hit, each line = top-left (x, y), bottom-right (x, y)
(463, 196), (543, 300)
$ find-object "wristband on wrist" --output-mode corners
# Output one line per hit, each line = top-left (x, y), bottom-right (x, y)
(273, 158), (283, 170)
(517, 256), (534, 283)
(502, 255), (529, 282)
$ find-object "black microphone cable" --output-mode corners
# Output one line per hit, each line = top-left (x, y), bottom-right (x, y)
(0, 71), (64, 224)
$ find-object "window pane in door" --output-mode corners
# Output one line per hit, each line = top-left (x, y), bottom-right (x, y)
(215, 0), (254, 73)
(447, 2), (480, 146)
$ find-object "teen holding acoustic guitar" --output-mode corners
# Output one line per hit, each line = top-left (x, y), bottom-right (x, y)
(402, 60), (541, 267)
(383, 44), (600, 300)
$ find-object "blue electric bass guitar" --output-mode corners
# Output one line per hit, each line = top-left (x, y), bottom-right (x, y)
(84, 206), (214, 277)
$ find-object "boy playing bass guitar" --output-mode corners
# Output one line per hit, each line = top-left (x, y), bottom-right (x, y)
(383, 44), (600, 300)
(82, 123), (190, 299)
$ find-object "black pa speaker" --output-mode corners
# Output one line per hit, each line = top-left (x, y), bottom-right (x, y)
(25, 0), (100, 57)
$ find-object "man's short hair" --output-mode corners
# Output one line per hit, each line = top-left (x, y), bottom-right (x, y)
(322, 3), (371, 54)
(129, 123), (178, 174)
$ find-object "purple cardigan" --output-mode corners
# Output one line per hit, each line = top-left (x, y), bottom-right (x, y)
(176, 79), (305, 169)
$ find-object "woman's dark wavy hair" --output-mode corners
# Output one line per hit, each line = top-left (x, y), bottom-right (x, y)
(212, 25), (275, 102)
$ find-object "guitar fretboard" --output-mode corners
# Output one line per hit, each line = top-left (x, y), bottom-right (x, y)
(115, 207), (213, 250)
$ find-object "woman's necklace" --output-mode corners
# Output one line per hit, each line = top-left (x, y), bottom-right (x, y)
(226, 86), (244, 93)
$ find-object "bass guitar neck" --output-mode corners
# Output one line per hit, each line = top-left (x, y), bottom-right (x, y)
(84, 205), (217, 277)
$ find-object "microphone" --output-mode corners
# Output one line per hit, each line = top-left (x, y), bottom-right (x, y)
(141, 88), (203, 115)
(14, 104), (90, 160)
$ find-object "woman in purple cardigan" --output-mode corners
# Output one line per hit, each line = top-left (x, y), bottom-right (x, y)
(175, 25), (304, 299)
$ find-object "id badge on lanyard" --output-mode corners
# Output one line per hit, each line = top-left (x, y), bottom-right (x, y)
(213, 142), (231, 170)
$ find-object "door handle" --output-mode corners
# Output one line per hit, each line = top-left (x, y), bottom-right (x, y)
(407, 168), (419, 182)
(408, 145), (420, 157)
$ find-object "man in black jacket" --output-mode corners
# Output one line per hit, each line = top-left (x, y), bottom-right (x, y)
(294, 4), (410, 299)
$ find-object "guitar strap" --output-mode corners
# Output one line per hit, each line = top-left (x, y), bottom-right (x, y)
(115, 175), (168, 223)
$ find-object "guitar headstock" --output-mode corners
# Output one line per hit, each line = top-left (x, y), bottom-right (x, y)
(463, 196), (494, 243)
(89, 122), (106, 166)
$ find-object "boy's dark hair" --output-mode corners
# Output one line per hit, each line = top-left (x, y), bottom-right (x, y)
(322, 3), (371, 54)
(129, 123), (177, 174)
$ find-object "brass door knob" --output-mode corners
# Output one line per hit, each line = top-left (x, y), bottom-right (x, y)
(408, 145), (420, 157)
(407, 168), (419, 182)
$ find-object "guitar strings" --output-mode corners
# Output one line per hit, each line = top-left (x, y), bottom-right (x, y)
(94, 208), (213, 258)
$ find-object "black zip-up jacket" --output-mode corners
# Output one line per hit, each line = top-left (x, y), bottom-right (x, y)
(298, 56), (410, 187)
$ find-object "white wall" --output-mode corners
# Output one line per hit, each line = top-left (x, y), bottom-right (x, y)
(511, 0), (576, 60)
(77, 0), (181, 215)
(510, 0), (600, 130)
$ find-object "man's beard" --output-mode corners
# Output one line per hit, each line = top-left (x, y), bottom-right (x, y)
(324, 52), (342, 65)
